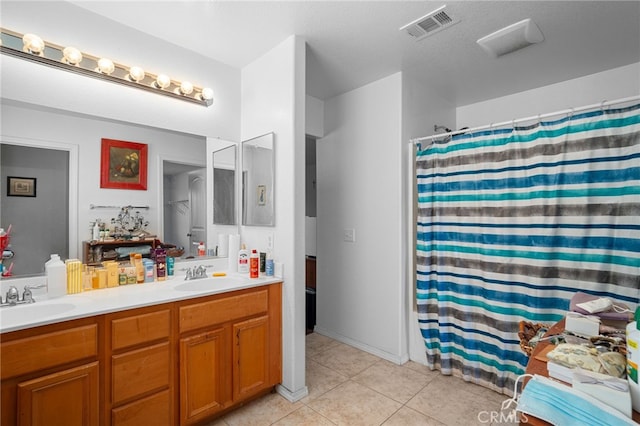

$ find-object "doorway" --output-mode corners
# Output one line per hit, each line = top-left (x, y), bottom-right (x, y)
(305, 136), (317, 333)
(162, 161), (205, 257)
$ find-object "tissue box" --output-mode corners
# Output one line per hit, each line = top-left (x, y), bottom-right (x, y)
(565, 312), (600, 337)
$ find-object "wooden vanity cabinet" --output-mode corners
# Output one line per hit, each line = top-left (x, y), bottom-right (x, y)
(178, 283), (282, 425)
(0, 282), (282, 426)
(0, 317), (100, 426)
(104, 304), (173, 426)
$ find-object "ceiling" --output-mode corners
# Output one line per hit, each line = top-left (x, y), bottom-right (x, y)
(39, 1), (640, 105)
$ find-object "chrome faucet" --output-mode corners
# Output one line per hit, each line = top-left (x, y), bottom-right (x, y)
(184, 265), (209, 280)
(0, 284), (46, 307)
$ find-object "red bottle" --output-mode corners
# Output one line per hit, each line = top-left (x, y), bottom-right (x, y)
(250, 249), (259, 278)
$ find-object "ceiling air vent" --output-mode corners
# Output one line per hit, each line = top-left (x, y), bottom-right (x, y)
(400, 5), (460, 41)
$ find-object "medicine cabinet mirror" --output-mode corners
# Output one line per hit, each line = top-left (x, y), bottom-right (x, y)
(242, 133), (275, 226)
(212, 144), (237, 225)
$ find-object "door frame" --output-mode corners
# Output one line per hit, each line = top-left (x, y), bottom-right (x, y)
(0, 135), (79, 259)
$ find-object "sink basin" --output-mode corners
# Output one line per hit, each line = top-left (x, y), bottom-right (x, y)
(1, 302), (76, 319)
(174, 277), (244, 292)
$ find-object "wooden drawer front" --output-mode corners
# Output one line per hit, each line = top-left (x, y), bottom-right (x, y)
(111, 309), (171, 351)
(1, 324), (98, 380)
(112, 389), (171, 426)
(112, 342), (170, 405)
(179, 289), (268, 333)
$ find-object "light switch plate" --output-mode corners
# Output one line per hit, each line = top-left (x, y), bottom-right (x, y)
(343, 228), (355, 243)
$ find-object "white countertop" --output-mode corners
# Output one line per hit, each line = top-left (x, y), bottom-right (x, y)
(0, 272), (282, 333)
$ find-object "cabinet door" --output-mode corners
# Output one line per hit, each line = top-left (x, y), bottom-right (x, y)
(17, 362), (99, 426)
(232, 315), (269, 401)
(179, 327), (229, 425)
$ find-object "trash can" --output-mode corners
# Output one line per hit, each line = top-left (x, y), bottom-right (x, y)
(306, 287), (316, 332)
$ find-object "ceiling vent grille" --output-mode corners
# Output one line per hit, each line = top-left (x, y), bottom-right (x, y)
(400, 5), (460, 41)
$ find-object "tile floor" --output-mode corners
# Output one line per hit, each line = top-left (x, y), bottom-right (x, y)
(209, 333), (515, 426)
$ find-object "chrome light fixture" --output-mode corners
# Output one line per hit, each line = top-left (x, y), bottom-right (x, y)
(1, 28), (214, 106)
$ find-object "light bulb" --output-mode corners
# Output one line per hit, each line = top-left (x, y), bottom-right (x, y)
(22, 33), (44, 54)
(201, 87), (214, 101)
(62, 46), (83, 65)
(179, 81), (194, 95)
(128, 66), (145, 82)
(97, 58), (115, 74)
(155, 74), (171, 89)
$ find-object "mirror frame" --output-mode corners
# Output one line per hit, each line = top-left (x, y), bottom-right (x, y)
(242, 132), (275, 227)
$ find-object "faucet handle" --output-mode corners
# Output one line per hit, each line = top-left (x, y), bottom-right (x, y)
(6, 286), (19, 305)
(23, 284), (46, 303)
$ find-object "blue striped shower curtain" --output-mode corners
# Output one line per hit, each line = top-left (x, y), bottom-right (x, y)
(415, 103), (640, 395)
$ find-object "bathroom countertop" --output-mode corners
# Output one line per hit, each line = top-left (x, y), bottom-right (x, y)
(0, 272), (282, 333)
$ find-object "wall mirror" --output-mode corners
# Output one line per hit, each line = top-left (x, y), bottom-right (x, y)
(212, 144), (237, 225)
(242, 133), (275, 226)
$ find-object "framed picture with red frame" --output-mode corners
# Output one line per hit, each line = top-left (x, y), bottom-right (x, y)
(100, 138), (148, 190)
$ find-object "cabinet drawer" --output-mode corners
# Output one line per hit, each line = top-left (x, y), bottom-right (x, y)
(111, 308), (171, 350)
(179, 289), (268, 333)
(112, 342), (170, 405)
(1, 324), (97, 379)
(112, 389), (171, 426)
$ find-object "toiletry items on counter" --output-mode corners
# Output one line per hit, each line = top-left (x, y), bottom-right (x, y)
(155, 248), (167, 281)
(45, 254), (67, 298)
(65, 259), (83, 294)
(238, 244), (249, 273)
(250, 249), (259, 278)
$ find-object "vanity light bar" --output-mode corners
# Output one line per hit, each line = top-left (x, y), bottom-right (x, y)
(0, 28), (214, 107)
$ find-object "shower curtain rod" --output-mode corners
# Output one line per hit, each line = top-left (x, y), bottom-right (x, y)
(410, 94), (640, 144)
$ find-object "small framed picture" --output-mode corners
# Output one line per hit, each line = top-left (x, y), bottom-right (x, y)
(257, 185), (267, 206)
(7, 176), (36, 197)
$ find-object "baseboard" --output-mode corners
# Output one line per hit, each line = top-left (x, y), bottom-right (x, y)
(313, 326), (409, 365)
(276, 384), (309, 402)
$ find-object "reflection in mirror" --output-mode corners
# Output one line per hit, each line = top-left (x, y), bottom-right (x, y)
(242, 133), (275, 226)
(213, 145), (237, 225)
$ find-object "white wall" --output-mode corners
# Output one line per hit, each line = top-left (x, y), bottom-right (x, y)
(457, 62), (640, 128)
(240, 36), (307, 401)
(317, 72), (406, 363)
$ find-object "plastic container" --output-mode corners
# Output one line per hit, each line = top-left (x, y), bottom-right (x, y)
(238, 244), (249, 273)
(143, 259), (155, 283)
(45, 254), (67, 298)
(134, 254), (144, 283)
(627, 306), (640, 411)
(265, 252), (274, 277)
(198, 242), (206, 257)
(250, 249), (259, 278)
(155, 248), (167, 281)
(167, 256), (174, 276)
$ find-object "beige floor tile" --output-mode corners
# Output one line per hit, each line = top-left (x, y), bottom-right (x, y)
(308, 380), (402, 426)
(405, 375), (499, 426)
(221, 392), (302, 426)
(309, 342), (381, 378)
(352, 360), (433, 403)
(301, 358), (349, 403)
(272, 405), (336, 426)
(381, 406), (445, 426)
(306, 333), (341, 358)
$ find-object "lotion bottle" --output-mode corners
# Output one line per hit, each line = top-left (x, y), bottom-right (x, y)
(238, 244), (249, 273)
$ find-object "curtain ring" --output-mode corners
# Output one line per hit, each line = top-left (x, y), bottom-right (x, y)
(600, 100), (608, 111)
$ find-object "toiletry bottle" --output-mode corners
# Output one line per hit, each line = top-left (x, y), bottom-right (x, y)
(155, 248), (167, 281)
(92, 221), (100, 241)
(45, 254), (67, 298)
(167, 256), (174, 276)
(198, 241), (206, 257)
(265, 251), (274, 277)
(134, 253), (144, 283)
(250, 249), (259, 278)
(627, 306), (640, 411)
(238, 244), (249, 273)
